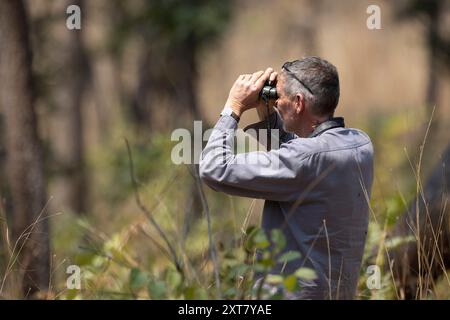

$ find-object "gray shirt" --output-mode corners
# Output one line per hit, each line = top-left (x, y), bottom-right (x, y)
(199, 111), (374, 299)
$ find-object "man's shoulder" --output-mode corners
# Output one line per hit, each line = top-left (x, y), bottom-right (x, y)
(282, 127), (373, 159)
(334, 127), (372, 146)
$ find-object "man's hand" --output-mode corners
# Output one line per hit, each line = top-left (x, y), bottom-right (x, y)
(225, 67), (277, 117)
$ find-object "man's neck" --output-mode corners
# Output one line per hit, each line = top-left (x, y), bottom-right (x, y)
(294, 115), (331, 138)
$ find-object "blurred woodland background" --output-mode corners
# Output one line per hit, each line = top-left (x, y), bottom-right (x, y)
(0, 0), (449, 299)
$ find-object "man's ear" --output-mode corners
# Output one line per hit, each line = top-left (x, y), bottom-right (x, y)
(295, 93), (304, 114)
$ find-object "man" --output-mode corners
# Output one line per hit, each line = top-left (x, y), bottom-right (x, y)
(199, 56), (374, 299)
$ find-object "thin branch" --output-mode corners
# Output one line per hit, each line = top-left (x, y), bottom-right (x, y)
(186, 164), (221, 299)
(124, 138), (182, 273)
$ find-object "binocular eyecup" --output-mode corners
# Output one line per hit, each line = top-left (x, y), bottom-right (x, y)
(260, 80), (277, 101)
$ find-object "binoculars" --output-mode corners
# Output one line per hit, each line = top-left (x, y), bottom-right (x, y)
(260, 80), (277, 101)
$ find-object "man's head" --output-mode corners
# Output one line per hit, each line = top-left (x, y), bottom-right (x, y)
(275, 56), (340, 136)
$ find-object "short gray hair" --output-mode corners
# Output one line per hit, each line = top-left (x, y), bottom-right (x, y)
(282, 56), (340, 116)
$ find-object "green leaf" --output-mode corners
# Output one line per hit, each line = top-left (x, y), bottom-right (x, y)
(384, 235), (415, 249)
(195, 288), (208, 300)
(259, 257), (275, 268)
(253, 230), (270, 249)
(129, 268), (148, 290)
(269, 291), (284, 300)
(184, 286), (208, 300)
(385, 195), (405, 226)
(245, 225), (258, 236)
(283, 275), (298, 292)
(277, 251), (301, 264)
(184, 286), (196, 300)
(266, 274), (283, 285)
(223, 287), (237, 298)
(65, 289), (79, 300)
(253, 264), (268, 273)
(244, 227), (270, 251)
(148, 279), (166, 299)
(271, 229), (286, 251)
(243, 226), (258, 251)
(230, 264), (249, 278)
(294, 268), (317, 281)
(166, 269), (182, 289)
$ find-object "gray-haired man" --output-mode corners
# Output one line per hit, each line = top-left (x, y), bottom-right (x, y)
(199, 57), (374, 299)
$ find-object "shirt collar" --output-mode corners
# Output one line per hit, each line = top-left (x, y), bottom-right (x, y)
(308, 117), (345, 138)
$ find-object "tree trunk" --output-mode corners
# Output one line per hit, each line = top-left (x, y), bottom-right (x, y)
(0, 0), (50, 297)
(424, 0), (444, 113)
(130, 35), (202, 133)
(390, 144), (450, 299)
(130, 47), (156, 133)
(52, 0), (89, 214)
(168, 37), (202, 124)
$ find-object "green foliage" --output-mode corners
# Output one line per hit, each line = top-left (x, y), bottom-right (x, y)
(241, 226), (316, 299)
(384, 235), (415, 250)
(108, 0), (232, 55)
(148, 279), (166, 299)
(129, 268), (149, 290)
(294, 268), (317, 281)
(89, 133), (176, 204)
(141, 0), (232, 47)
(53, 217), (317, 300)
(244, 226), (270, 250)
(278, 251), (301, 264)
(384, 193), (407, 226)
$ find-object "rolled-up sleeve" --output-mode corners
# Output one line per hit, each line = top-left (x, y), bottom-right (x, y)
(199, 114), (309, 202)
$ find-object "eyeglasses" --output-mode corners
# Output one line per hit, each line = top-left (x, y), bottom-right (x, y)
(282, 61), (314, 96)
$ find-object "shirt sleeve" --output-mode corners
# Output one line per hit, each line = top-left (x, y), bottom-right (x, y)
(199, 114), (310, 202)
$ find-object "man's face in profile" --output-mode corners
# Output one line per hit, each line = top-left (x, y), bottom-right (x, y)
(275, 75), (298, 133)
